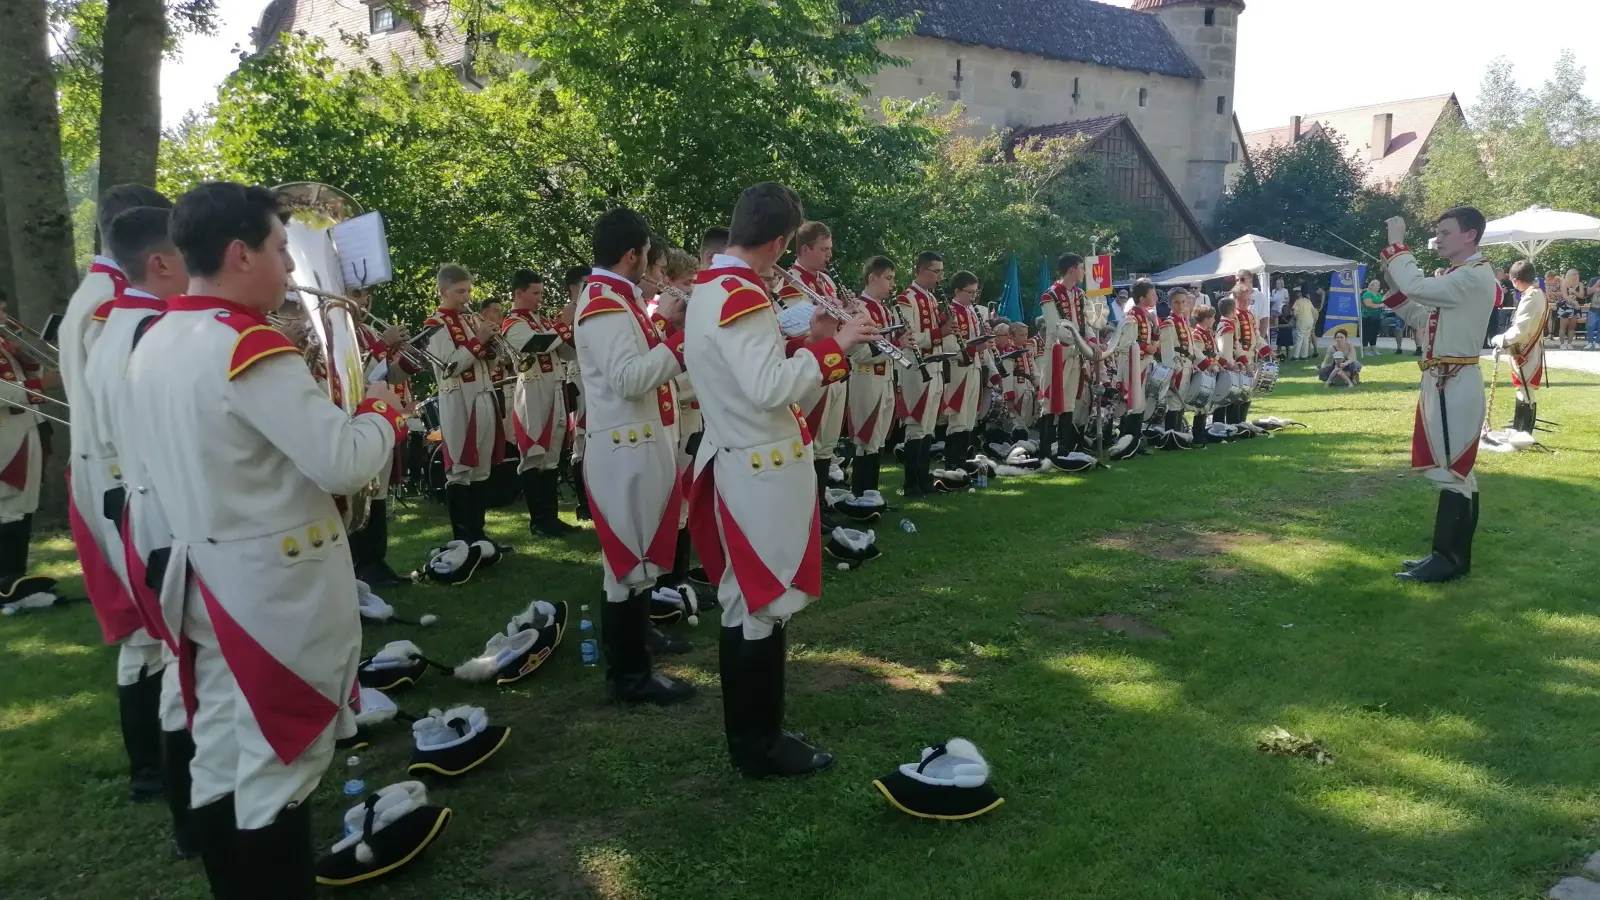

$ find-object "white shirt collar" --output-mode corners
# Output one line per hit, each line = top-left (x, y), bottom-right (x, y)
(123, 287), (159, 300)
(709, 253), (758, 274)
(589, 265), (634, 288)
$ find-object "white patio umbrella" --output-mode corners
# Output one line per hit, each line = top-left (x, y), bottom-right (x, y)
(1478, 207), (1600, 261)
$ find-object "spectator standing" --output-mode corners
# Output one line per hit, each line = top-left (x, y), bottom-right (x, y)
(1270, 278), (1287, 318)
(1359, 278), (1385, 351)
(1292, 289), (1319, 359)
(1558, 268), (1584, 349)
(1587, 272), (1600, 350)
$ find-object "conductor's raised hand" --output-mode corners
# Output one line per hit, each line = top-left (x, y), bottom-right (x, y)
(1385, 216), (1408, 246)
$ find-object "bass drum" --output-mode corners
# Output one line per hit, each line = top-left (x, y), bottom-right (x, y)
(424, 442), (523, 507)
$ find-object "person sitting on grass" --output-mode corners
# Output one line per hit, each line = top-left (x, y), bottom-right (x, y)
(1318, 331), (1362, 386)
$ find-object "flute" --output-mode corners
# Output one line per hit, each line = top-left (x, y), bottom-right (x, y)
(776, 269), (916, 369)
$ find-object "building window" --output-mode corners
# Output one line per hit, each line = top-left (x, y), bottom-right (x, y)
(1010, 70), (1026, 89)
(370, 3), (396, 33)
(1204, 7), (1216, 26)
(1138, 88), (1148, 107)
(1216, 95), (1226, 115)
(1231, 142), (1238, 162)
(1072, 77), (1081, 103)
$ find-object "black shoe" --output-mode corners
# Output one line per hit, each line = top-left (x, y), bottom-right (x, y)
(162, 729), (199, 860)
(120, 669), (165, 803)
(602, 593), (696, 706)
(731, 623), (832, 779)
(1396, 492), (1471, 582)
(191, 794), (242, 898)
(235, 803), (317, 900)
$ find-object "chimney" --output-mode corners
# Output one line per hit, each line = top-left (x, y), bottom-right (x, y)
(1370, 113), (1393, 161)
(1289, 115), (1302, 141)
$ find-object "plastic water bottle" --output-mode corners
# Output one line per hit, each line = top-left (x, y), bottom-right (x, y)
(974, 474), (988, 489)
(579, 605), (598, 666)
(899, 518), (917, 534)
(341, 755), (365, 798)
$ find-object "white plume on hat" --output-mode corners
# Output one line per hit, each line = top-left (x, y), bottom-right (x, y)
(452, 631), (539, 683)
(330, 781), (432, 865)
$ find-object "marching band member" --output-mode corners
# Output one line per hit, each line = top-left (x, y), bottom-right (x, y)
(424, 264), (503, 547)
(1213, 295), (1243, 426)
(121, 182), (407, 897)
(1232, 271), (1270, 422)
(778, 222), (848, 509)
(59, 184), (171, 805)
(1490, 260), (1547, 434)
(846, 256), (899, 497)
(562, 266), (591, 521)
(1156, 287), (1198, 444)
(1189, 306), (1220, 445)
(699, 225), (730, 269)
(575, 208), (695, 705)
(664, 249), (703, 469)
(684, 181), (877, 778)
(1038, 254), (1095, 459)
(88, 207), (197, 853)
(897, 252), (946, 496)
(1104, 280), (1157, 459)
(940, 271), (987, 468)
(502, 270), (578, 538)
(348, 287), (416, 588)
(1381, 209), (1497, 583)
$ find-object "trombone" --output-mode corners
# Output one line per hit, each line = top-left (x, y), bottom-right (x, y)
(0, 381), (69, 427)
(1, 317), (59, 369)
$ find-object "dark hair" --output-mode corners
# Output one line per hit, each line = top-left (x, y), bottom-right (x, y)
(511, 269), (543, 292)
(1509, 260), (1537, 284)
(950, 270), (979, 292)
(1216, 295), (1237, 317)
(97, 184), (171, 238)
(1132, 279), (1156, 302)
(729, 182), (804, 248)
(647, 236), (667, 268)
(1289, 288), (1301, 300)
(1194, 306), (1215, 323)
(1056, 253), (1084, 276)
(563, 265), (592, 289)
(106, 207), (176, 284)
(913, 251), (943, 273)
(592, 208), (652, 268)
(170, 182), (283, 278)
(699, 226), (730, 258)
(1437, 206), (1487, 246)
(795, 221), (831, 249)
(862, 255), (896, 281)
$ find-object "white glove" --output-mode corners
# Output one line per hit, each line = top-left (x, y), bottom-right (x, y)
(1385, 216), (1407, 246)
(1489, 334), (1505, 349)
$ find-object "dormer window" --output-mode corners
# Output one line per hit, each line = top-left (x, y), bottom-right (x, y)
(1139, 88), (1148, 108)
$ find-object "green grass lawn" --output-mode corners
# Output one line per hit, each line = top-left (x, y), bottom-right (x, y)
(7, 354), (1600, 900)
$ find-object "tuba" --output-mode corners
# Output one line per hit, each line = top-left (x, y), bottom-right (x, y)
(274, 182), (380, 533)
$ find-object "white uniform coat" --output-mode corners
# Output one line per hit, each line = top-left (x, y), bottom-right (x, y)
(845, 294), (897, 453)
(575, 270), (685, 599)
(941, 302), (985, 433)
(1039, 281), (1094, 418)
(1106, 303), (1156, 416)
(1380, 246), (1499, 494)
(501, 307), (572, 473)
(424, 306), (498, 483)
(685, 257), (846, 636)
(120, 296), (406, 826)
(780, 266), (848, 460)
(1497, 286), (1548, 400)
(897, 282), (944, 439)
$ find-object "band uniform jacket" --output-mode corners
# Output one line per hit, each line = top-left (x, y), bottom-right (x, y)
(575, 270), (686, 592)
(1156, 313), (1196, 409)
(942, 302), (985, 431)
(424, 307), (499, 478)
(0, 337), (43, 527)
(684, 258), (850, 618)
(1106, 303), (1156, 415)
(120, 296), (406, 765)
(358, 321), (420, 490)
(77, 288), (167, 648)
(647, 305), (693, 467)
(501, 307), (573, 473)
(897, 282), (944, 434)
(780, 265), (849, 459)
(1499, 286), (1548, 396)
(1039, 281), (1095, 417)
(845, 294), (897, 453)
(1380, 245), (1498, 483)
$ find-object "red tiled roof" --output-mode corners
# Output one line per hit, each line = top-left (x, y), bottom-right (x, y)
(1241, 94), (1461, 189)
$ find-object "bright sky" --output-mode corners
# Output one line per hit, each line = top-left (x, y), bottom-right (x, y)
(164, 0), (1600, 129)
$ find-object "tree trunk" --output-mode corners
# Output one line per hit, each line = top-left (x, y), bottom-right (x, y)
(0, 0), (79, 528)
(98, 0), (167, 192)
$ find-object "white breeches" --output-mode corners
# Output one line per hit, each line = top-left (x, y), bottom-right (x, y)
(115, 633), (166, 686)
(159, 654), (187, 732)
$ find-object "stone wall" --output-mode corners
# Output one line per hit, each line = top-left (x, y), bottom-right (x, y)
(275, 0), (466, 73)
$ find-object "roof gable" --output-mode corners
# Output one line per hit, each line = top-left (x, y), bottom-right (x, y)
(845, 0), (1205, 80)
(1241, 94), (1460, 188)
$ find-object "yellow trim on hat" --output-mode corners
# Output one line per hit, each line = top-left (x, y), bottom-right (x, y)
(870, 779), (1006, 821)
(314, 807), (455, 886)
(406, 726), (512, 778)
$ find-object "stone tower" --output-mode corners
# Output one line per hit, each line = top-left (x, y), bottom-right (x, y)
(1132, 0), (1244, 224)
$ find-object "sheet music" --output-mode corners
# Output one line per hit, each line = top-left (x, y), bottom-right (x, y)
(330, 211), (394, 290)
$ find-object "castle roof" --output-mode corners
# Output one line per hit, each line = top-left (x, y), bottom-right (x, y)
(1131, 0), (1246, 10)
(845, 0), (1206, 80)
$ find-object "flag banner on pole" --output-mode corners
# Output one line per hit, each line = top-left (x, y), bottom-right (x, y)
(1086, 255), (1113, 298)
(997, 254), (1022, 321)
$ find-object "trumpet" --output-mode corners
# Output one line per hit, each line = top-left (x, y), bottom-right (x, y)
(358, 309), (450, 372)
(775, 269), (916, 370)
(1, 317), (58, 368)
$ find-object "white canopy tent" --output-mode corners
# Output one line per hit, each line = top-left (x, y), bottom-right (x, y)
(1477, 206), (1600, 261)
(1148, 234), (1357, 286)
